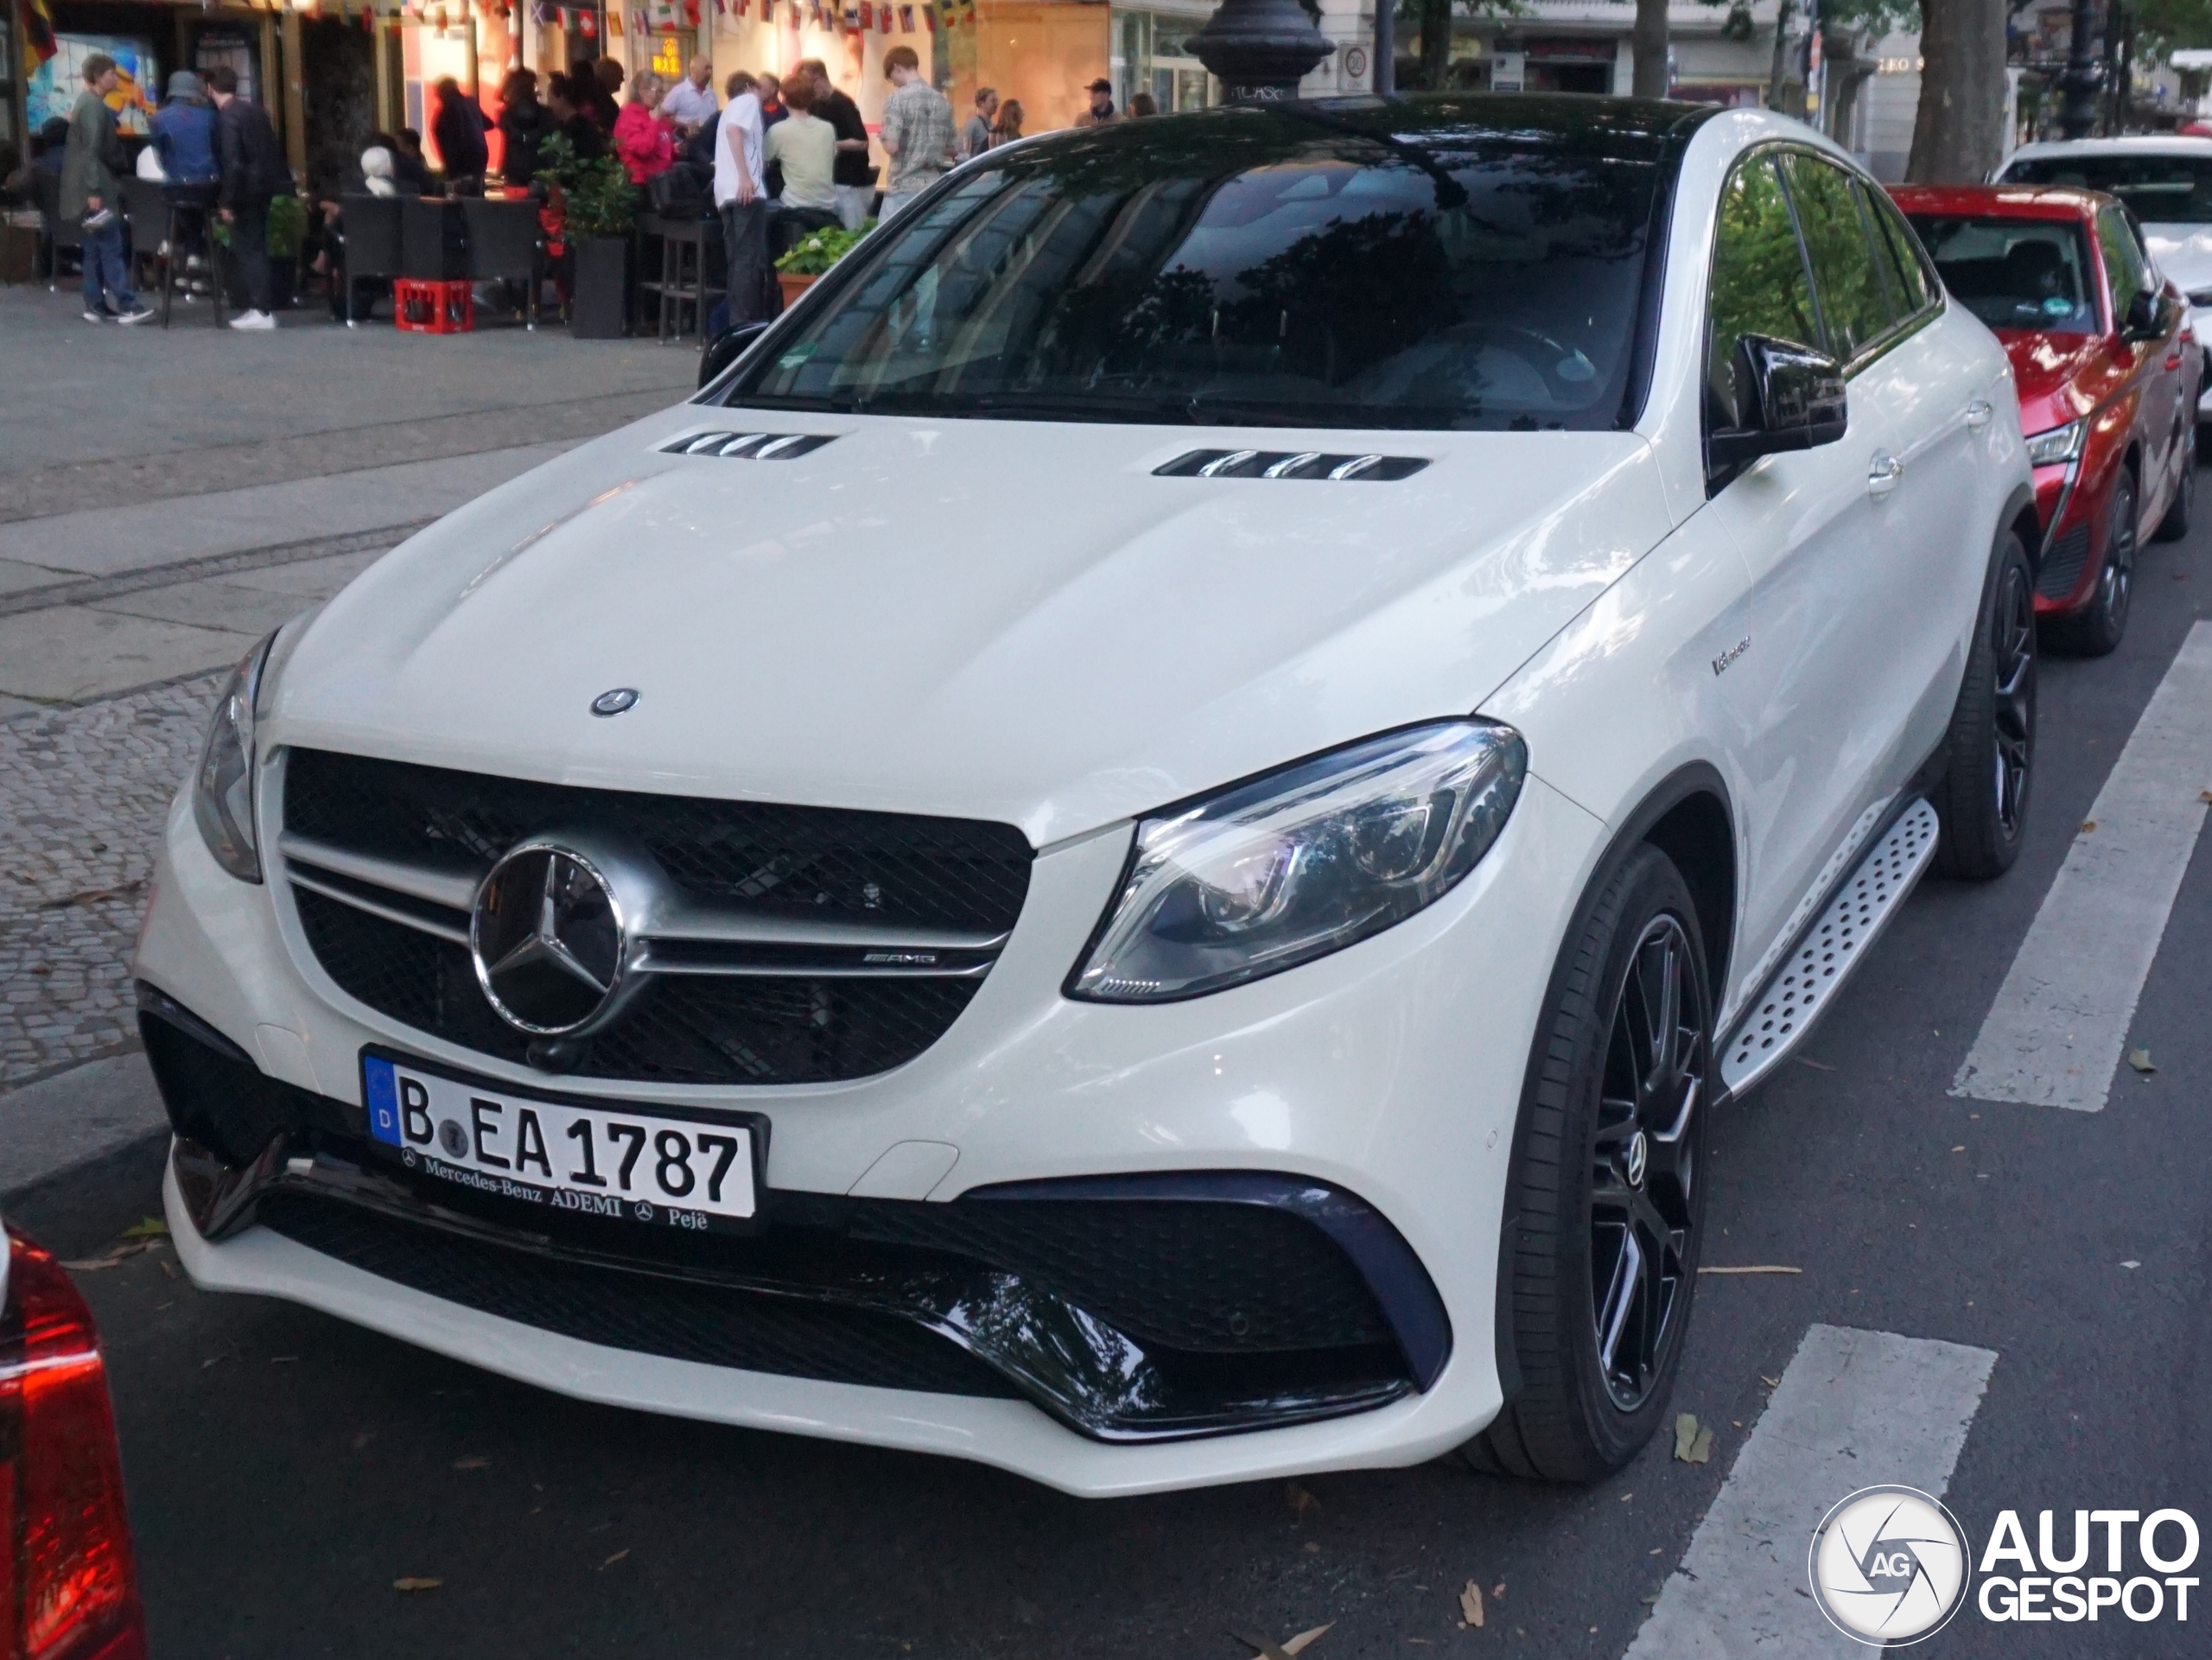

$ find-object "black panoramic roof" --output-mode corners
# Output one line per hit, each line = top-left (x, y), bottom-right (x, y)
(1007, 92), (1721, 169)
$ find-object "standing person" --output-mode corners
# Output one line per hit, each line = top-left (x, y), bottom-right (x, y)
(959, 86), (997, 161)
(758, 72), (787, 129)
(612, 72), (674, 186)
(497, 68), (558, 187)
(208, 64), (283, 330)
(763, 71), (839, 253)
(796, 59), (873, 230)
(661, 54), (718, 137)
(714, 70), (769, 327)
(1128, 91), (1159, 118)
(877, 47), (953, 224)
(992, 99), (1024, 147)
(431, 76), (488, 195)
(1077, 78), (1116, 125)
(60, 54), (152, 323)
(591, 58), (627, 130)
(545, 74), (607, 162)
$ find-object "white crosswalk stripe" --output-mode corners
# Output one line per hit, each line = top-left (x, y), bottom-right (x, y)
(1954, 621), (2212, 1110)
(1623, 1325), (1997, 1659)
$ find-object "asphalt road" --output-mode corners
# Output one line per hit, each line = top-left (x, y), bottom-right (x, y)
(25, 508), (2212, 1659)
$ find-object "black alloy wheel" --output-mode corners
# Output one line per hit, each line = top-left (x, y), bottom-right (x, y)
(1936, 530), (2037, 880)
(2055, 468), (2137, 656)
(1588, 914), (1706, 1411)
(1467, 844), (1713, 1482)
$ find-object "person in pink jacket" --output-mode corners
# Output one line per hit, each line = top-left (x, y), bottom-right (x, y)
(612, 71), (674, 184)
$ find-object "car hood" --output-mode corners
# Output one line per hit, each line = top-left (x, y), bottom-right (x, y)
(2143, 222), (2212, 295)
(1996, 329), (2130, 434)
(266, 405), (1671, 846)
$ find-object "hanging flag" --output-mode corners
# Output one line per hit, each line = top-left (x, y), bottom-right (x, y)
(919, 1), (933, 30)
(899, 3), (912, 28)
(20, 0), (57, 65)
(581, 7), (596, 34)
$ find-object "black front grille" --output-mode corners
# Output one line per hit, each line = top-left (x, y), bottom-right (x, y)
(282, 749), (1031, 1084)
(254, 1191), (1020, 1397)
(285, 748), (1032, 932)
(2038, 520), (2093, 601)
(294, 887), (987, 1084)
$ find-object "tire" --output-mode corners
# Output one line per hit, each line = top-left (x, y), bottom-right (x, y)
(2155, 429), (2194, 541)
(1935, 531), (2037, 881)
(2050, 469), (2137, 657)
(1465, 845), (1713, 1483)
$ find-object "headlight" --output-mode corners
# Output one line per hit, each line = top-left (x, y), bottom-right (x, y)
(2024, 418), (2086, 467)
(192, 631), (277, 883)
(1068, 721), (1528, 1003)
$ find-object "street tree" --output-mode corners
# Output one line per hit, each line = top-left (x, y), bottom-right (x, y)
(1907, 0), (2010, 181)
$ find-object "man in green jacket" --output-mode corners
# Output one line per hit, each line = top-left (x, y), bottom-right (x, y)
(58, 54), (152, 323)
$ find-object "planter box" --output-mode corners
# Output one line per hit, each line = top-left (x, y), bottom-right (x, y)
(570, 235), (630, 339)
(777, 270), (817, 309)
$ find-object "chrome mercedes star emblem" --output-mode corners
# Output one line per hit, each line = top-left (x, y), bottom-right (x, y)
(470, 843), (627, 1036)
(1624, 1129), (1649, 1188)
(590, 687), (639, 716)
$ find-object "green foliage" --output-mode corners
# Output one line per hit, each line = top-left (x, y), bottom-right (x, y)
(2136, 0), (2212, 55)
(537, 133), (635, 239)
(775, 222), (874, 275)
(1819, 0), (1922, 44)
(265, 194), (308, 259)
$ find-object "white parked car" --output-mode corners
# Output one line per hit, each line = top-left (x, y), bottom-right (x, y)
(139, 99), (2037, 1497)
(1999, 135), (2212, 426)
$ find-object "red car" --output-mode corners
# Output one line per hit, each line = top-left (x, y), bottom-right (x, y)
(1, 1222), (147, 1660)
(1891, 183), (2198, 654)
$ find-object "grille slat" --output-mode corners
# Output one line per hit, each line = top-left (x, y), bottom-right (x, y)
(283, 750), (1028, 1084)
(1155, 448), (1430, 481)
(2038, 519), (2093, 601)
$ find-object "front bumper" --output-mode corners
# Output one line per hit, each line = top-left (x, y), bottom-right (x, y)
(137, 766), (1605, 1494)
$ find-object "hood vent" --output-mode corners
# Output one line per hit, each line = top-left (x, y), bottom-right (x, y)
(661, 431), (840, 460)
(1155, 448), (1430, 482)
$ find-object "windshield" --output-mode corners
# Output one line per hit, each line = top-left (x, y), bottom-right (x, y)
(2000, 153), (2212, 225)
(719, 103), (1681, 430)
(1904, 214), (2100, 333)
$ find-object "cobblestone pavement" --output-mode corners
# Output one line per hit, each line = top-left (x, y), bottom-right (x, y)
(0, 675), (219, 1086)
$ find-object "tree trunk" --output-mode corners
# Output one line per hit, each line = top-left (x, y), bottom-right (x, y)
(1632, 0), (1669, 98)
(1907, 0), (2010, 182)
(1420, 0), (1452, 91)
(1767, 0), (1794, 111)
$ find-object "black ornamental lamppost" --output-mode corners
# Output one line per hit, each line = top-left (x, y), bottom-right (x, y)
(2058, 0), (2102, 139)
(1187, 0), (1338, 104)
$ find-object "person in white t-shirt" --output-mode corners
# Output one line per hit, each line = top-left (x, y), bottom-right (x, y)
(661, 55), (719, 136)
(713, 71), (769, 326)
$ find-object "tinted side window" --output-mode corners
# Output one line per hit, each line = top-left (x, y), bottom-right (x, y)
(1708, 153), (1821, 429)
(1782, 152), (1891, 361)
(2098, 204), (2151, 325)
(1853, 180), (1915, 324)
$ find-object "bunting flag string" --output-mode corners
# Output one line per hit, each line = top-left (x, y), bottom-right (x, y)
(899, 3), (912, 28)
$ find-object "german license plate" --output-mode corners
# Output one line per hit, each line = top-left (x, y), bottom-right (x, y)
(362, 1052), (760, 1229)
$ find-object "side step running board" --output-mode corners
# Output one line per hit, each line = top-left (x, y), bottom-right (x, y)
(1719, 798), (1940, 1096)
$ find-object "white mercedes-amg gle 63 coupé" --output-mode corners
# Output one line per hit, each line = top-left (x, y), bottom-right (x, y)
(139, 95), (2038, 1496)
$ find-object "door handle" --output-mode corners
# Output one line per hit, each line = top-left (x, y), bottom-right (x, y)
(1965, 399), (1993, 429)
(1867, 454), (1905, 497)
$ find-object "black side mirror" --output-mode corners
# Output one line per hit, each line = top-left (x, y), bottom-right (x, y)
(697, 320), (772, 391)
(1707, 334), (1849, 470)
(2121, 289), (2160, 340)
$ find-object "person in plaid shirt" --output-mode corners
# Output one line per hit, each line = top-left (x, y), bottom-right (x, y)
(877, 46), (956, 223)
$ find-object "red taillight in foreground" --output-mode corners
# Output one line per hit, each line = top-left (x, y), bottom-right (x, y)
(1, 1229), (146, 1660)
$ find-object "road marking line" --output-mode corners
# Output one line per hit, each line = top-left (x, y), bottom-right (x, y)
(1623, 1324), (1996, 1659)
(1954, 621), (2212, 1110)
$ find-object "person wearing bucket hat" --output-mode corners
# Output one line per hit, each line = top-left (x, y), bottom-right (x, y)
(151, 69), (219, 189)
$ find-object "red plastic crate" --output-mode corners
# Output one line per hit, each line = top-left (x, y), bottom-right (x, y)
(394, 277), (474, 334)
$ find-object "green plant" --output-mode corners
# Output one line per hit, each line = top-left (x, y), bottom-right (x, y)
(538, 133), (635, 239)
(265, 194), (308, 259)
(774, 221), (874, 276)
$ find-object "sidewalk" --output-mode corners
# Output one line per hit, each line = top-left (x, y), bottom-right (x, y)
(0, 282), (699, 1112)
